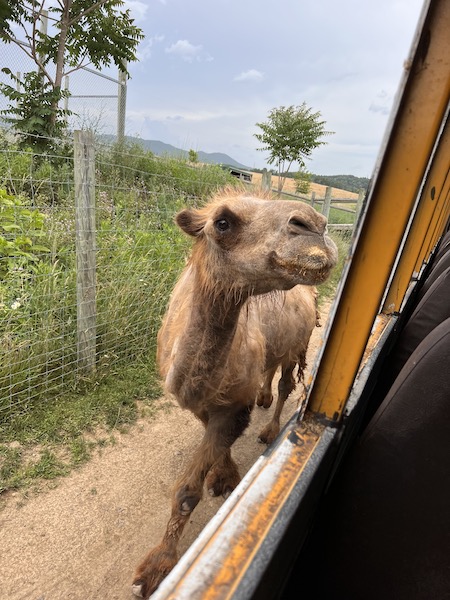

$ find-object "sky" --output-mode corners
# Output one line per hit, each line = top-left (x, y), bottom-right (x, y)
(0, 0), (425, 177)
(117, 0), (425, 177)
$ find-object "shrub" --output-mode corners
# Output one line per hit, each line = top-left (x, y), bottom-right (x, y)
(0, 189), (50, 280)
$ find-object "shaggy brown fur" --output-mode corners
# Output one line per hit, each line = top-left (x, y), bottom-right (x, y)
(132, 188), (338, 598)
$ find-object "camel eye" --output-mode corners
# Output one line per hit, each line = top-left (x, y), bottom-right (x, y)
(215, 218), (230, 232)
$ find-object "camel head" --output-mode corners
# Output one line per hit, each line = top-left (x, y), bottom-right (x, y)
(176, 188), (338, 296)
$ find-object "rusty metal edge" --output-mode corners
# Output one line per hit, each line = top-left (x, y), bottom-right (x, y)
(150, 418), (337, 600)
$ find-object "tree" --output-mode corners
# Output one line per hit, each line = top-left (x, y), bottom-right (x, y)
(188, 149), (198, 163)
(0, 1), (144, 148)
(294, 169), (312, 195)
(254, 103), (333, 194)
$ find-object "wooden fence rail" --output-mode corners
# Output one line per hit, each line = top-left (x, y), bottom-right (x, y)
(265, 185), (365, 231)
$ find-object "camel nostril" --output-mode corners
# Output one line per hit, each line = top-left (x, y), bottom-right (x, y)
(288, 217), (313, 235)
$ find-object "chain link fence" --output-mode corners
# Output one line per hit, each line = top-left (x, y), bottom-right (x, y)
(0, 39), (123, 137)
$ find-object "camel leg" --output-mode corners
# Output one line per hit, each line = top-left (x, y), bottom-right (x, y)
(132, 404), (252, 598)
(256, 365), (278, 409)
(258, 359), (298, 445)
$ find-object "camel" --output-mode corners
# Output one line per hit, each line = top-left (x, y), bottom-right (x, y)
(132, 187), (338, 598)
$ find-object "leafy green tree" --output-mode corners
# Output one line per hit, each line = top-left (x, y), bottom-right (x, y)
(294, 169), (312, 195)
(254, 103), (333, 194)
(188, 149), (198, 163)
(0, 1), (144, 148)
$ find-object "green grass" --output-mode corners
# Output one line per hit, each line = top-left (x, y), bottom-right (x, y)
(328, 205), (356, 225)
(317, 230), (350, 305)
(0, 358), (162, 494)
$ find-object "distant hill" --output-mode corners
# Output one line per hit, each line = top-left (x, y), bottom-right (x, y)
(100, 136), (367, 193)
(103, 135), (249, 170)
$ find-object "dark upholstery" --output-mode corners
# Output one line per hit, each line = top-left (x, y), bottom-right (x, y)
(286, 318), (450, 600)
(388, 265), (450, 382)
(418, 247), (450, 301)
(432, 228), (450, 265)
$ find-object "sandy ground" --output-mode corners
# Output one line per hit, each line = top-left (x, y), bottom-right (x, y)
(0, 314), (328, 600)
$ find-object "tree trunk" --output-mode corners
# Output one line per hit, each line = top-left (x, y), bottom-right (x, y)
(50, 0), (72, 132)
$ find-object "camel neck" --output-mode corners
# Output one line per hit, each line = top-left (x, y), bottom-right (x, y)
(166, 283), (246, 407)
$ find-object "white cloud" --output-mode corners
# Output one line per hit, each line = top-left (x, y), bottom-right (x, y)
(122, 0), (149, 21)
(234, 69), (265, 83)
(137, 35), (164, 61)
(165, 40), (204, 62)
(369, 89), (393, 116)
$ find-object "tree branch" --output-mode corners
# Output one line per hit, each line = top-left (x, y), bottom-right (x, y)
(53, 0), (72, 91)
(7, 35), (54, 84)
(68, 0), (112, 27)
(63, 49), (91, 77)
(63, 61), (91, 77)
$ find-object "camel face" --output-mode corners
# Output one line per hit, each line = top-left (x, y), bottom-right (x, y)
(176, 193), (338, 295)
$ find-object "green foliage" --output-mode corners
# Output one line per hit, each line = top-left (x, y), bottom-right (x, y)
(97, 140), (237, 200)
(43, 0), (145, 73)
(0, 140), (235, 438)
(294, 169), (312, 194)
(317, 231), (350, 305)
(255, 103), (333, 193)
(0, 1), (144, 146)
(328, 206), (356, 225)
(312, 174), (369, 194)
(0, 189), (50, 280)
(188, 149), (199, 163)
(0, 70), (71, 149)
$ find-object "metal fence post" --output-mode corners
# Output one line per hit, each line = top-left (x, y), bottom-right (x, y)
(74, 130), (97, 374)
(117, 62), (127, 143)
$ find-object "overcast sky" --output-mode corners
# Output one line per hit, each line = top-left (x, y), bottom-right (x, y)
(119, 0), (425, 177)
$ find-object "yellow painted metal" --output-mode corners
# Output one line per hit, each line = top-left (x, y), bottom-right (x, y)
(383, 118), (450, 313)
(308, 0), (450, 421)
(157, 421), (325, 600)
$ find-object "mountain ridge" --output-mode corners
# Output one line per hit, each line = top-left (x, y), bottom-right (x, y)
(104, 135), (249, 169)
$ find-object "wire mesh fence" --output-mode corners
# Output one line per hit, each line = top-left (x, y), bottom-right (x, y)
(0, 130), (234, 425)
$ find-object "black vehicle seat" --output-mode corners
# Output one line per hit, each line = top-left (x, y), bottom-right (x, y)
(284, 318), (450, 600)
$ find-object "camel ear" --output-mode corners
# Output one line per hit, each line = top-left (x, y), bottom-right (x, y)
(175, 209), (206, 237)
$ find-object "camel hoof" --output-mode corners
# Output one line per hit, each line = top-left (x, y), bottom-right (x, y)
(133, 545), (177, 600)
(256, 392), (273, 409)
(208, 484), (234, 499)
(258, 425), (279, 445)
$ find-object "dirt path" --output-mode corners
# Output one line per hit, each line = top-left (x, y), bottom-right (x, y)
(0, 313), (328, 600)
